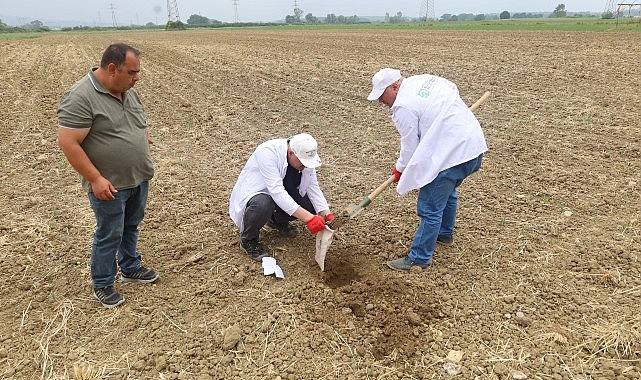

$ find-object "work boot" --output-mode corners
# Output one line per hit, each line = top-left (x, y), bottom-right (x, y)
(386, 256), (429, 272)
(266, 220), (300, 237)
(241, 239), (268, 261)
(437, 235), (454, 246)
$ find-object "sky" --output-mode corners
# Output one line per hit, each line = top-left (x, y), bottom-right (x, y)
(0, 0), (614, 27)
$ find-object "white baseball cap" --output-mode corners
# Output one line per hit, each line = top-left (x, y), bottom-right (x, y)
(289, 133), (321, 168)
(367, 68), (402, 101)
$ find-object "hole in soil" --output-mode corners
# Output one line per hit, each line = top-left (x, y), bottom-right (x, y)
(322, 258), (361, 288)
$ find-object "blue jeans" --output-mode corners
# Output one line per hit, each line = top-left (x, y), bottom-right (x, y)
(407, 155), (483, 265)
(88, 181), (148, 288)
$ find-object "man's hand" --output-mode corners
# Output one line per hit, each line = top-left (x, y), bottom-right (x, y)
(91, 176), (118, 201)
(306, 215), (325, 234)
(324, 213), (334, 224)
(392, 167), (402, 183)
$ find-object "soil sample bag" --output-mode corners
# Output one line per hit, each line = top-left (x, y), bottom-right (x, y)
(315, 225), (335, 271)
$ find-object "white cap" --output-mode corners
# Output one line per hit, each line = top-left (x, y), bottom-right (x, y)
(289, 133), (321, 168)
(367, 68), (402, 101)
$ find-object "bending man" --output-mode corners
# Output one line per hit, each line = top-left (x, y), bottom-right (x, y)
(367, 68), (487, 271)
(229, 133), (333, 261)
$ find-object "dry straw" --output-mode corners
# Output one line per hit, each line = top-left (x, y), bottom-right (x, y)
(575, 314), (641, 360)
(37, 300), (74, 379)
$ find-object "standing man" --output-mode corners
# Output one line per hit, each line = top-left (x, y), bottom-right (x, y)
(229, 133), (334, 261)
(367, 68), (487, 271)
(58, 43), (158, 308)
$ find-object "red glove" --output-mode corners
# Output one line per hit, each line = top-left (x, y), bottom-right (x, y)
(306, 215), (325, 234)
(324, 213), (334, 223)
(392, 167), (402, 183)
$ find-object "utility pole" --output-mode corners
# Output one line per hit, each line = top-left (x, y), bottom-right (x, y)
(109, 3), (118, 27)
(293, 0), (303, 22)
(233, 0), (239, 23)
(419, 0), (435, 21)
(604, 0), (618, 14)
(167, 0), (181, 22)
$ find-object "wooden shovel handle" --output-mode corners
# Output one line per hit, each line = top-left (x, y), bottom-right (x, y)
(470, 91), (491, 112)
(367, 174), (396, 201)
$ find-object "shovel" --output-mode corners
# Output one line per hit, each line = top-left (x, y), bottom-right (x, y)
(330, 174), (396, 229)
(331, 91), (492, 230)
(315, 175), (395, 269)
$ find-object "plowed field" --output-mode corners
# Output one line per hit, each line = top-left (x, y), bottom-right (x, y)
(1, 29), (640, 379)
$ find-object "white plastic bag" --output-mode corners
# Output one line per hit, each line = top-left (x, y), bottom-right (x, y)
(262, 257), (284, 279)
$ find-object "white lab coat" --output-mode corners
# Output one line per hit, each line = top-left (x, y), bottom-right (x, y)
(391, 75), (488, 195)
(229, 138), (329, 230)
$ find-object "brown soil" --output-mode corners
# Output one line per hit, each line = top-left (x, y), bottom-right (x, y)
(1, 29), (640, 379)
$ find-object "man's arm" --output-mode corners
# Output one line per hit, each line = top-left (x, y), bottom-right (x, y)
(57, 126), (116, 200)
(291, 206), (316, 223)
(392, 107), (420, 172)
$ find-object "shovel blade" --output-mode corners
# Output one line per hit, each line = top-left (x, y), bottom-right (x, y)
(329, 203), (364, 229)
(329, 212), (349, 229)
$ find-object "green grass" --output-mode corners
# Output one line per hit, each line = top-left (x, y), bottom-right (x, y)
(220, 17), (639, 32)
(269, 17), (641, 32)
(0, 32), (45, 40)
(467, 17), (641, 32)
(2, 17), (640, 37)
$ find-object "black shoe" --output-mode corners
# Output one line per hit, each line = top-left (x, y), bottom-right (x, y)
(437, 235), (454, 246)
(121, 266), (159, 283)
(266, 220), (300, 237)
(93, 285), (125, 308)
(386, 256), (429, 272)
(241, 239), (267, 261)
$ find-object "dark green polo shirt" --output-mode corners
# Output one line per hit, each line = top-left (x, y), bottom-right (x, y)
(57, 69), (154, 193)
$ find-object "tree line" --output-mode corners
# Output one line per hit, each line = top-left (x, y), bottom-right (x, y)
(0, 4), (618, 33)
(0, 19), (50, 32)
(444, 4), (611, 21)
